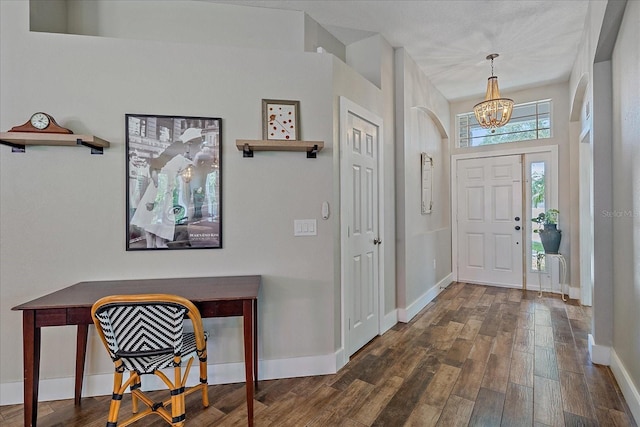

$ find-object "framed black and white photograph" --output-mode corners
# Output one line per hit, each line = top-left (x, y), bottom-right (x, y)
(262, 99), (300, 140)
(126, 114), (222, 250)
(421, 152), (433, 214)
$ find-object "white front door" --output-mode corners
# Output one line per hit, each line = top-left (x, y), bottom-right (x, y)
(342, 104), (380, 357)
(457, 155), (523, 287)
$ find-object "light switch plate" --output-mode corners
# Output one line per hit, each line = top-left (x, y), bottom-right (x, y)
(294, 219), (317, 236)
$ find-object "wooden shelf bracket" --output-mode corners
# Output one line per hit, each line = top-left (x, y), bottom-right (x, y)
(308, 144), (319, 159)
(0, 140), (27, 153)
(75, 138), (105, 155)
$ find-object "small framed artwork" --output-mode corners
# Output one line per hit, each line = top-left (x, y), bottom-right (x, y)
(126, 114), (222, 250)
(421, 152), (433, 214)
(262, 99), (300, 140)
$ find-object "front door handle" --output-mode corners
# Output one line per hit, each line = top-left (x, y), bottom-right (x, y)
(515, 226), (521, 231)
(374, 238), (382, 245)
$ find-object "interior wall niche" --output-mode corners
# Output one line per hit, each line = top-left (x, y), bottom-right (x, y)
(30, 0), (68, 34)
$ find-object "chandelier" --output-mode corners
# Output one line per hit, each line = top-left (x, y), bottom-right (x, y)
(473, 54), (513, 130)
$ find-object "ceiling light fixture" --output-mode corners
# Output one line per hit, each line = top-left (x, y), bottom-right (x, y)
(473, 53), (513, 131)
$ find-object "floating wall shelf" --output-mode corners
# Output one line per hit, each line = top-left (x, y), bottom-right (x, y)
(236, 139), (324, 159)
(0, 132), (110, 154)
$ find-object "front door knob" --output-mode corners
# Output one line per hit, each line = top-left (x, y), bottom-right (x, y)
(374, 238), (382, 245)
(515, 226), (521, 231)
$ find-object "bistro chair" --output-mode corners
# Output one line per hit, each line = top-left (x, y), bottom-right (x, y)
(91, 294), (209, 427)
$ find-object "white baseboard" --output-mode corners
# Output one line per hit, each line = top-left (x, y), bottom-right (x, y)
(610, 350), (640, 424)
(568, 286), (580, 300)
(335, 347), (347, 371)
(0, 353), (339, 406)
(588, 333), (612, 365)
(381, 309), (398, 334)
(439, 274), (454, 290)
(259, 353), (336, 381)
(333, 310), (398, 372)
(398, 273), (452, 323)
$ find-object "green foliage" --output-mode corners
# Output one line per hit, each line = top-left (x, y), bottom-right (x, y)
(531, 171), (545, 208)
(532, 241), (544, 253)
(532, 209), (560, 233)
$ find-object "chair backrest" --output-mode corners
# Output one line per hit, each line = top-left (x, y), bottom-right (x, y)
(91, 294), (204, 361)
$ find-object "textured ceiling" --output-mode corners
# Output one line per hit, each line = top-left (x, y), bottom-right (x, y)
(208, 0), (590, 101)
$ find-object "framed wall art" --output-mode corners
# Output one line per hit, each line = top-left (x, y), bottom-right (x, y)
(262, 99), (300, 140)
(421, 152), (433, 214)
(126, 114), (222, 250)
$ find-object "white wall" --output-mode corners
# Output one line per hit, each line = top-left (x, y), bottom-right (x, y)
(591, 59), (614, 348)
(62, 0), (305, 52)
(611, 0), (640, 419)
(0, 0), (383, 404)
(569, 1), (607, 112)
(347, 34), (384, 89)
(569, 0), (611, 352)
(568, 0), (640, 420)
(304, 12), (346, 61)
(394, 49), (452, 322)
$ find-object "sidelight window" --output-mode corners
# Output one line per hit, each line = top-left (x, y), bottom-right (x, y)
(530, 161), (546, 271)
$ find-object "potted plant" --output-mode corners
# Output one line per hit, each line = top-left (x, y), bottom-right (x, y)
(532, 209), (561, 254)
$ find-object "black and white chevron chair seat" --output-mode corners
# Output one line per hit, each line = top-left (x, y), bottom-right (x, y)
(91, 294), (209, 427)
(94, 303), (198, 374)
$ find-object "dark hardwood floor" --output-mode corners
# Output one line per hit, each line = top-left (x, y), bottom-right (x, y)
(1, 282), (637, 426)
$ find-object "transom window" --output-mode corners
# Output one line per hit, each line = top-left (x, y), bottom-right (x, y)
(457, 99), (552, 148)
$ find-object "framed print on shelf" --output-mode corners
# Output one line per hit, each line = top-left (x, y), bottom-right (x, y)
(421, 152), (433, 214)
(262, 99), (300, 140)
(126, 114), (222, 250)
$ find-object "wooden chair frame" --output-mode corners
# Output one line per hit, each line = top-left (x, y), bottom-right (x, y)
(91, 294), (209, 427)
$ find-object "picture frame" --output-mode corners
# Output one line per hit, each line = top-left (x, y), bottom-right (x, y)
(262, 99), (300, 141)
(421, 152), (433, 214)
(126, 114), (222, 250)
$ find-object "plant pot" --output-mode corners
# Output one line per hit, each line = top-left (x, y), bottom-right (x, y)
(540, 224), (562, 254)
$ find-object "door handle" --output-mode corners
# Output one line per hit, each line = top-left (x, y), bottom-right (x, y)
(515, 226), (521, 231)
(515, 216), (520, 221)
(374, 238), (382, 245)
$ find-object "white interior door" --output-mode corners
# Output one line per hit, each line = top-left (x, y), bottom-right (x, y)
(457, 155), (523, 287)
(344, 108), (380, 357)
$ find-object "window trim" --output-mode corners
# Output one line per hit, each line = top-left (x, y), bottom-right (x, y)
(456, 99), (552, 148)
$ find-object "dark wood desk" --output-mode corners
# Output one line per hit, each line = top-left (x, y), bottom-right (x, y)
(12, 275), (261, 427)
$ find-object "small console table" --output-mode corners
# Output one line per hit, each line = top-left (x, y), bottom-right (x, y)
(12, 275), (261, 427)
(537, 253), (567, 302)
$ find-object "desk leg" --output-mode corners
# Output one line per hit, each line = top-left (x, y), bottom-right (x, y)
(74, 324), (89, 405)
(23, 310), (41, 427)
(253, 299), (258, 388)
(243, 300), (254, 427)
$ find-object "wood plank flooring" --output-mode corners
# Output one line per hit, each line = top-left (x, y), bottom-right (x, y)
(1, 282), (636, 426)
